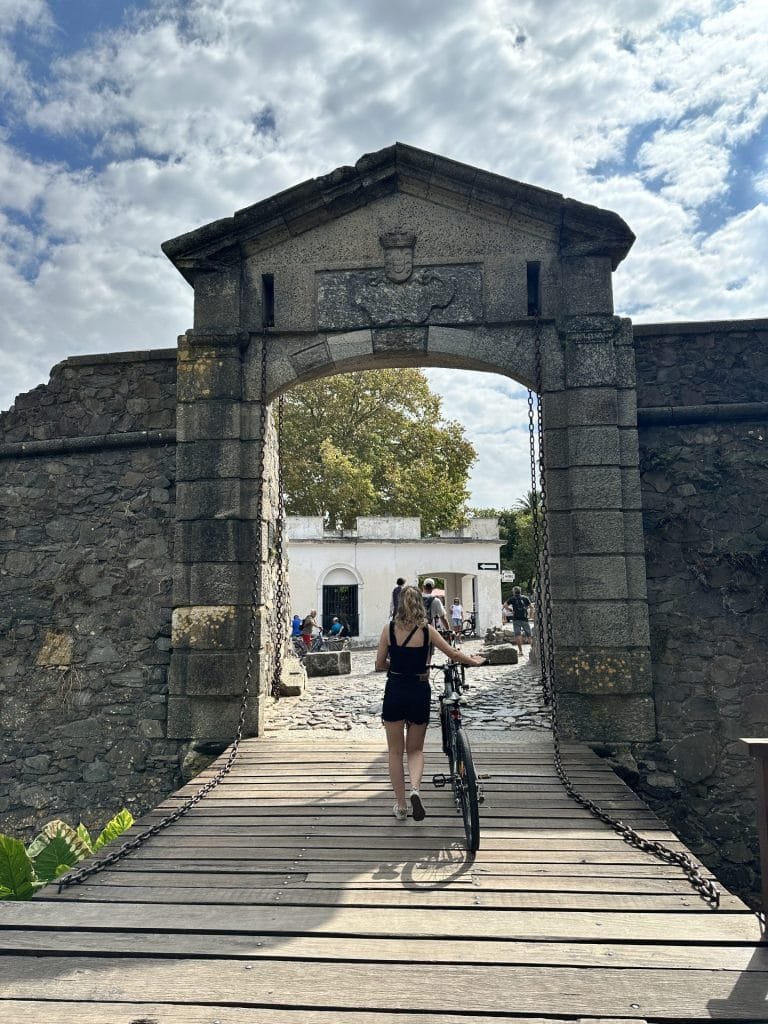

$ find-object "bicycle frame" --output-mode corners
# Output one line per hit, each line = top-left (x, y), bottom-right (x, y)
(430, 657), (487, 855)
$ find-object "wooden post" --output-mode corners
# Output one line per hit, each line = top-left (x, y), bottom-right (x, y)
(741, 737), (768, 933)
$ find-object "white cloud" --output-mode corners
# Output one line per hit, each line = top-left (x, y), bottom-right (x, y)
(0, 0), (767, 509)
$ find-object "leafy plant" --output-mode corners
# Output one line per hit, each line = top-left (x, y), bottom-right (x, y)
(0, 808), (134, 900)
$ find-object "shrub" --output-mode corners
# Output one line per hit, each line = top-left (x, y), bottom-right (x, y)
(0, 809), (134, 899)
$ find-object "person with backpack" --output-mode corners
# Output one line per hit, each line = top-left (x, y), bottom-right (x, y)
(421, 578), (450, 634)
(508, 586), (532, 655)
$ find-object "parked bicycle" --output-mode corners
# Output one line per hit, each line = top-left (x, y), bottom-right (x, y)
(291, 633), (349, 662)
(461, 612), (477, 637)
(430, 654), (488, 855)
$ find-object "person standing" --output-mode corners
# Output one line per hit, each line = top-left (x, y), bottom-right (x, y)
(301, 609), (318, 648)
(508, 586), (532, 655)
(375, 585), (487, 821)
(391, 577), (406, 617)
(421, 578), (450, 632)
(450, 597), (463, 640)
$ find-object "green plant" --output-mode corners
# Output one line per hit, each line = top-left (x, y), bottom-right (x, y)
(0, 808), (135, 900)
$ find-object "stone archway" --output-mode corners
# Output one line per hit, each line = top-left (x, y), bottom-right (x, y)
(163, 143), (653, 746)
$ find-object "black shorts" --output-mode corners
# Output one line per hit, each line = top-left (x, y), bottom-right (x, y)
(382, 674), (431, 726)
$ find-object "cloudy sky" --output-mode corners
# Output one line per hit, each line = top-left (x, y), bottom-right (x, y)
(1, 0), (766, 507)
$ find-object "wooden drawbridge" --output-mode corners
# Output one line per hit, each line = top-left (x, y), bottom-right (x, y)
(1, 736), (765, 1021)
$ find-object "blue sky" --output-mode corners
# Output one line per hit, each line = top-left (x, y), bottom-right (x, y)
(1, 0), (766, 506)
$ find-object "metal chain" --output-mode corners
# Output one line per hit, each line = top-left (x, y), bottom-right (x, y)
(58, 337), (272, 892)
(529, 319), (720, 908)
(528, 320), (551, 704)
(271, 394), (288, 699)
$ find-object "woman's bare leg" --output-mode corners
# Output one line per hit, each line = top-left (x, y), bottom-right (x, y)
(405, 722), (428, 792)
(384, 720), (407, 808)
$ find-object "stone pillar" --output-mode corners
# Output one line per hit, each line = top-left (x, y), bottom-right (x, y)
(544, 315), (654, 741)
(167, 330), (273, 743)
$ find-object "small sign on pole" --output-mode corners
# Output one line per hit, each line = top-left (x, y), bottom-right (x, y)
(501, 570), (515, 583)
(477, 562), (499, 571)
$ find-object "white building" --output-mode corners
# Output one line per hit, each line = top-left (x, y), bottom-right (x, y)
(286, 516), (502, 645)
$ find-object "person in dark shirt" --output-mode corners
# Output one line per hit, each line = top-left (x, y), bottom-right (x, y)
(391, 577), (406, 617)
(375, 585), (486, 821)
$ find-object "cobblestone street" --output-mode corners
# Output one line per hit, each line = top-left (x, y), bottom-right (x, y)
(265, 639), (551, 740)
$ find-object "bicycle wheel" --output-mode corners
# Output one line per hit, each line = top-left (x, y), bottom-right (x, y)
(454, 727), (480, 854)
(461, 618), (474, 637)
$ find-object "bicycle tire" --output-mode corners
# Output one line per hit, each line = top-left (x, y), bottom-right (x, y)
(461, 618), (475, 637)
(454, 727), (480, 854)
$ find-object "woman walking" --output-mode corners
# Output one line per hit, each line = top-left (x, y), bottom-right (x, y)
(375, 585), (487, 821)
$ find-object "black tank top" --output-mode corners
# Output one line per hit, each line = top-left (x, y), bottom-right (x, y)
(388, 622), (430, 677)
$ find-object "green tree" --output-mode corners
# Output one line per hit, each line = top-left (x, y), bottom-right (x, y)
(280, 369), (476, 534)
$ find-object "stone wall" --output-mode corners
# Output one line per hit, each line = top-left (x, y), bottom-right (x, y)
(602, 319), (768, 902)
(0, 350), (182, 838)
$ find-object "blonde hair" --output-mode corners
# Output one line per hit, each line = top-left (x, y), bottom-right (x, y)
(394, 585), (427, 627)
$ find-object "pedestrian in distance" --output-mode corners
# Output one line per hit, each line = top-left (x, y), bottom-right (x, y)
(375, 585), (487, 822)
(450, 597), (463, 641)
(301, 609), (318, 648)
(508, 586), (532, 656)
(391, 577), (406, 617)
(291, 614), (302, 637)
(421, 577), (450, 632)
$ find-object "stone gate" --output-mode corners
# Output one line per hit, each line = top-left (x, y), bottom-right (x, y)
(162, 142), (651, 745)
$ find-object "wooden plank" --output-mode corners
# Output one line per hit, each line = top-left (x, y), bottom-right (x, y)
(49, 869), (719, 891)
(1, 931), (764, 971)
(43, 883), (742, 911)
(2, 955), (767, 1018)
(3, 901), (760, 941)
(0, 1002), (577, 1024)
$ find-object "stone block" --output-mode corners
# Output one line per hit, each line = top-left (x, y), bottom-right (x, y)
(167, 695), (262, 742)
(557, 646), (653, 694)
(193, 267), (241, 332)
(328, 329), (375, 368)
(570, 510), (625, 554)
(668, 732), (720, 784)
(568, 556), (629, 600)
(184, 650), (249, 695)
(576, 601), (629, 646)
(176, 479), (242, 521)
(372, 327), (427, 354)
(172, 605), (248, 650)
(280, 657), (307, 696)
(555, 693), (656, 742)
(568, 466), (623, 508)
(177, 351), (241, 402)
(565, 339), (617, 388)
(175, 520), (257, 564)
(176, 439), (242, 480)
(304, 651), (352, 676)
(481, 643), (519, 665)
(176, 400), (240, 442)
(189, 563), (251, 605)
(561, 256), (614, 316)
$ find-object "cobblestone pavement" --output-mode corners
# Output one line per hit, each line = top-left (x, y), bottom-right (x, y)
(265, 639), (552, 741)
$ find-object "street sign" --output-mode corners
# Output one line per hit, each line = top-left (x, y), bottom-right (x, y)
(501, 570), (515, 583)
(477, 562), (499, 570)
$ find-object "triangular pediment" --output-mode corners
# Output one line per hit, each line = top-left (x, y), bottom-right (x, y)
(162, 143), (634, 282)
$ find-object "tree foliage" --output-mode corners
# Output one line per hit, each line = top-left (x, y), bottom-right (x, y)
(279, 369), (476, 534)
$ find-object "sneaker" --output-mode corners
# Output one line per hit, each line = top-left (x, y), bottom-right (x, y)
(392, 803), (408, 821)
(409, 790), (426, 821)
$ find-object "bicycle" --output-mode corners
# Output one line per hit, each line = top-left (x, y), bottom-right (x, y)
(461, 612), (476, 637)
(429, 655), (488, 856)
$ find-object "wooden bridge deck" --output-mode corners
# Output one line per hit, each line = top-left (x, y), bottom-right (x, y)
(1, 736), (765, 1022)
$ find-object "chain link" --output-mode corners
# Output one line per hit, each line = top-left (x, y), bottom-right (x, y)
(58, 336), (274, 892)
(529, 319), (720, 908)
(271, 394), (289, 699)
